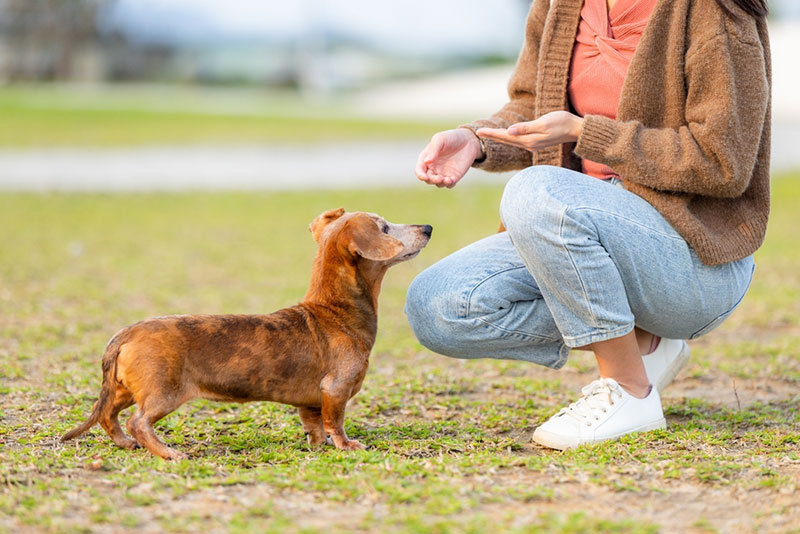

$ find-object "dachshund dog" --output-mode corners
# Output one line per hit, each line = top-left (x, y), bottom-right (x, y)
(61, 209), (432, 459)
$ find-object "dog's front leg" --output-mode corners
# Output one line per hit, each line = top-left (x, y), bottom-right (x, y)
(320, 377), (364, 451)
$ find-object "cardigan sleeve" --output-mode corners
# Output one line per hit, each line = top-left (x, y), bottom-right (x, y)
(574, 33), (769, 198)
(459, 0), (551, 172)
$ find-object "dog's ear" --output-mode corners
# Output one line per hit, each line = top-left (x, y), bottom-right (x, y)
(309, 208), (346, 242)
(344, 214), (404, 261)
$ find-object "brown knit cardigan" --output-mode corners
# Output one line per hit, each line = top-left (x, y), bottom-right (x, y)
(465, 0), (771, 266)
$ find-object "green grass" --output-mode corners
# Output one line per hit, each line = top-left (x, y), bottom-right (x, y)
(1, 174), (799, 533)
(0, 85), (451, 147)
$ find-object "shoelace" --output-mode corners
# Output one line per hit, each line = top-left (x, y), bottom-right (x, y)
(558, 377), (623, 426)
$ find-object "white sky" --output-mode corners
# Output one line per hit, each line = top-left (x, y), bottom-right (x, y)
(104, 0), (530, 56)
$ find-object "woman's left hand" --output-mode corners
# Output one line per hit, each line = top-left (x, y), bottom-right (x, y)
(476, 111), (584, 153)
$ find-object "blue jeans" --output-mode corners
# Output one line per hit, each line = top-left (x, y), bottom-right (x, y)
(405, 166), (755, 369)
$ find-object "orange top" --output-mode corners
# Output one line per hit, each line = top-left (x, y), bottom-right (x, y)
(568, 0), (659, 180)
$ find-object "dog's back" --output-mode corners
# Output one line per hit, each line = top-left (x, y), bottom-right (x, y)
(120, 311), (334, 402)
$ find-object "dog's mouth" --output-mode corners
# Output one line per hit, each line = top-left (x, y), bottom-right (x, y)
(399, 250), (421, 261)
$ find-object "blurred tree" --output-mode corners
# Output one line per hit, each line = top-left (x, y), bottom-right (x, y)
(0, 0), (111, 80)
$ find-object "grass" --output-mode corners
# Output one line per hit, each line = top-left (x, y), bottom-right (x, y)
(0, 84), (452, 147)
(0, 173), (799, 533)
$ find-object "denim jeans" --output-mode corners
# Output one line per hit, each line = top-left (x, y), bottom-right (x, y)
(405, 165), (755, 369)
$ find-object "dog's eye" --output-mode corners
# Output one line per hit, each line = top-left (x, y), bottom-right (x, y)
(381, 224), (389, 234)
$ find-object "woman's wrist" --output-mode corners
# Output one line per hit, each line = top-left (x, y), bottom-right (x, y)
(460, 127), (486, 162)
(572, 116), (585, 141)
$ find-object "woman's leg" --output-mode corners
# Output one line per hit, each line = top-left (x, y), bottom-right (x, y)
(498, 165), (754, 448)
(405, 230), (657, 393)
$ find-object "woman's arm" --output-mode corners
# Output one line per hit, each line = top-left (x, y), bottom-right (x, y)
(575, 33), (769, 198)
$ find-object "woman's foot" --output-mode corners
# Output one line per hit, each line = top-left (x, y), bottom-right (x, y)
(642, 338), (690, 393)
(532, 377), (666, 450)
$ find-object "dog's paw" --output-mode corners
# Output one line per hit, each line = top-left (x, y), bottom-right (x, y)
(306, 433), (329, 447)
(161, 449), (189, 461)
(337, 439), (366, 451)
(118, 438), (140, 450)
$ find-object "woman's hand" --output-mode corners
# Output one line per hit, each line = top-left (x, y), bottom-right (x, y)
(476, 111), (584, 153)
(415, 128), (483, 188)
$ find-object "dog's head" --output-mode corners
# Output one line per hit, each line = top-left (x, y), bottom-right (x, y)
(309, 208), (432, 266)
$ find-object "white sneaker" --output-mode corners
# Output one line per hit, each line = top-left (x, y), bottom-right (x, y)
(642, 338), (690, 393)
(532, 377), (666, 450)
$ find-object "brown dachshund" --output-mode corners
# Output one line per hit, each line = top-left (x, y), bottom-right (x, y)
(61, 209), (432, 459)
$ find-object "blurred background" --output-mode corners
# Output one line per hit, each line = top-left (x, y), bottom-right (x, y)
(0, 0), (797, 190)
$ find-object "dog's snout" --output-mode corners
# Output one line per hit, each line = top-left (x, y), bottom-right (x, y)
(421, 225), (433, 237)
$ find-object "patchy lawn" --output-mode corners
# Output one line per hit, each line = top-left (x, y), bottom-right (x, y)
(1, 174), (798, 534)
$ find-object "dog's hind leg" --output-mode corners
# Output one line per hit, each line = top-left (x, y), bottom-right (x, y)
(100, 384), (138, 450)
(298, 407), (330, 446)
(126, 394), (187, 460)
(321, 387), (365, 451)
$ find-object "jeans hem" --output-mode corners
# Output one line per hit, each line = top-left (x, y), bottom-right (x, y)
(561, 323), (635, 348)
(550, 342), (571, 369)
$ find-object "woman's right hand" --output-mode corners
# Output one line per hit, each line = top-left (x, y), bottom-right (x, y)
(415, 128), (483, 188)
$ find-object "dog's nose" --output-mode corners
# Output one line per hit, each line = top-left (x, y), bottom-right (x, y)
(422, 225), (433, 237)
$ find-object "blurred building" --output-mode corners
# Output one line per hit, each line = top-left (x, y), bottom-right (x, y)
(0, 0), (103, 81)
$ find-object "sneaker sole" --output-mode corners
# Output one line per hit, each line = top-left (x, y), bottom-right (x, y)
(532, 418), (667, 451)
(654, 340), (690, 393)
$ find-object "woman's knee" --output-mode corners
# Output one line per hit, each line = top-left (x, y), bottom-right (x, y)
(406, 262), (498, 358)
(405, 267), (436, 326)
(405, 266), (459, 355)
(500, 166), (564, 238)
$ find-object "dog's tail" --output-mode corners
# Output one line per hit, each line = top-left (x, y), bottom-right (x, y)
(60, 333), (125, 442)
